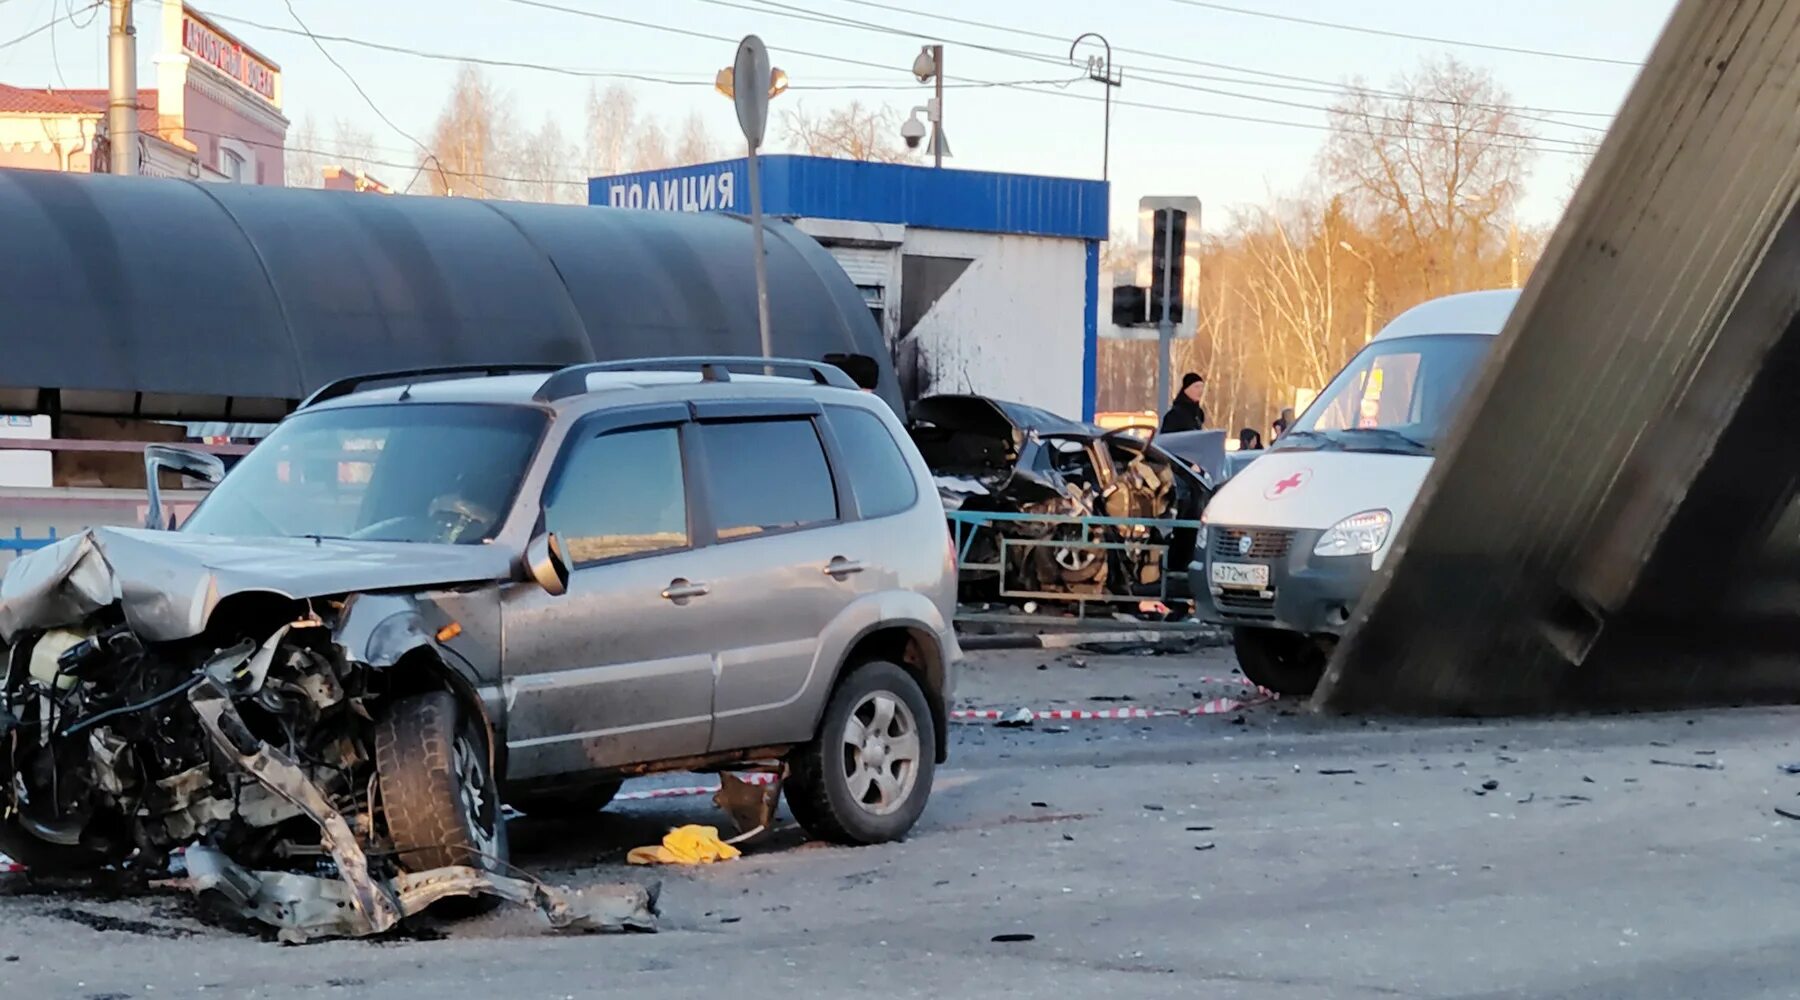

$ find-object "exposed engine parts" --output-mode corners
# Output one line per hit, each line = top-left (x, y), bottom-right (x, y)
(0, 529), (658, 942)
(907, 395), (1210, 609)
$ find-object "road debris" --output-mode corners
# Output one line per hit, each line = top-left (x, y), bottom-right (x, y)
(1650, 759), (1723, 771)
(1193, 842), (1217, 851)
(1778, 763), (1800, 775)
(1775, 807), (1800, 822)
(1319, 768), (1357, 776)
(627, 826), (743, 866)
(176, 845), (658, 944)
(991, 933), (1036, 943)
(1481, 779), (1500, 791)
(995, 707), (1037, 728)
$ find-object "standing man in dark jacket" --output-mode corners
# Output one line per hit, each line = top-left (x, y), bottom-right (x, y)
(1160, 372), (1206, 434)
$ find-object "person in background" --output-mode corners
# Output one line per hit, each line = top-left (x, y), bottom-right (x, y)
(1238, 428), (1264, 451)
(1160, 372), (1206, 434)
(1272, 407), (1295, 439)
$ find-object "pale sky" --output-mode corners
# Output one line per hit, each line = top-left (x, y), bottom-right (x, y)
(1, 0), (1678, 230)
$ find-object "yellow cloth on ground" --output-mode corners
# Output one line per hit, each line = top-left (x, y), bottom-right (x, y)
(626, 824), (742, 865)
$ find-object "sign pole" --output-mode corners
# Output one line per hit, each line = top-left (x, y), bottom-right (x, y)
(1155, 215), (1175, 416)
(747, 144), (772, 360)
(731, 35), (775, 360)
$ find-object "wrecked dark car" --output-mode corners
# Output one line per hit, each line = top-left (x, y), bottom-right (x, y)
(906, 395), (1213, 609)
(0, 358), (961, 942)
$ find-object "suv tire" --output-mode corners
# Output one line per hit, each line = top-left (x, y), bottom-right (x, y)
(511, 780), (623, 819)
(786, 660), (936, 845)
(375, 691), (508, 873)
(1233, 627), (1331, 697)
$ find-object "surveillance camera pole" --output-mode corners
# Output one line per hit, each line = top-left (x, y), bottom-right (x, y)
(1070, 33), (1120, 182)
(931, 44), (944, 168)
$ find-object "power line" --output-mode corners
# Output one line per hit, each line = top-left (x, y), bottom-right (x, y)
(819, 0), (1616, 120)
(502, 0), (1593, 158)
(181, 124), (590, 190)
(144, 7), (1077, 95)
(0, 0), (99, 51)
(279, 0), (434, 159)
(717, 0), (1599, 144)
(1166, 0), (1645, 68)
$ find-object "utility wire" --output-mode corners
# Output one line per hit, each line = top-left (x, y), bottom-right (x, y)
(707, 0), (1598, 144)
(819, 0), (1616, 120)
(0, 0), (99, 51)
(1166, 0), (1645, 68)
(147, 7), (1078, 95)
(504, 0), (1593, 157)
(280, 0), (434, 159)
(181, 124), (590, 189)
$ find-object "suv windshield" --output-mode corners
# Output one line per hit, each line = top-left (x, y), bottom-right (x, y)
(1275, 333), (1492, 456)
(183, 403), (545, 544)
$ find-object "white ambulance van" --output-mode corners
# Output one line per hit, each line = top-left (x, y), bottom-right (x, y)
(1195, 289), (1519, 695)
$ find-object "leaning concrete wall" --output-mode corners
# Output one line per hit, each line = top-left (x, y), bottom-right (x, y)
(1318, 0), (1800, 715)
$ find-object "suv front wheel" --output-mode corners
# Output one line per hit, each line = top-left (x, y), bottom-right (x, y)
(375, 691), (508, 873)
(786, 661), (936, 845)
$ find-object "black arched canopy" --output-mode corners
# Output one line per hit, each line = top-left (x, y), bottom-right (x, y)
(0, 170), (897, 416)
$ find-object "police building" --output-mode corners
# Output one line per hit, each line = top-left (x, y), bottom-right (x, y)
(594, 155), (1108, 420)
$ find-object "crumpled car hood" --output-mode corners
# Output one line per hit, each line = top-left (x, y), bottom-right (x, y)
(0, 527), (517, 644)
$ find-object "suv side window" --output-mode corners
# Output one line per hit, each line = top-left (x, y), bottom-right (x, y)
(823, 405), (918, 519)
(697, 418), (837, 540)
(545, 424), (689, 565)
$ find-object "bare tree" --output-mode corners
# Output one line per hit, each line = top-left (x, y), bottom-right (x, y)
(285, 113), (323, 188)
(583, 83), (638, 178)
(673, 110), (717, 166)
(329, 118), (380, 179)
(426, 64), (517, 199)
(780, 100), (913, 162)
(1323, 57), (1536, 294)
(513, 115), (578, 204)
(630, 121), (670, 172)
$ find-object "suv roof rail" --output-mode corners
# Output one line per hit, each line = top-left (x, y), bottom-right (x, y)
(533, 356), (861, 402)
(299, 363), (567, 410)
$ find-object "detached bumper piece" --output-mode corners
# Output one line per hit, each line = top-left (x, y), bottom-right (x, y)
(179, 846), (659, 945)
(184, 678), (658, 943)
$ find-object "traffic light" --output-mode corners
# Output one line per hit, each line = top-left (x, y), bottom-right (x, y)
(1150, 207), (1187, 326)
(1111, 284), (1147, 327)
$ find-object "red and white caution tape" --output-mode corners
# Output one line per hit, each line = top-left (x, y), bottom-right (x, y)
(951, 677), (1275, 723)
(614, 772), (777, 802)
(0, 855), (22, 874)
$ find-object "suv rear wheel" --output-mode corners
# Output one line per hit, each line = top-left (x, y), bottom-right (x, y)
(786, 661), (935, 845)
(375, 691), (508, 873)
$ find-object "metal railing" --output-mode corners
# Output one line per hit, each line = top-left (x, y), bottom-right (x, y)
(947, 509), (1205, 628)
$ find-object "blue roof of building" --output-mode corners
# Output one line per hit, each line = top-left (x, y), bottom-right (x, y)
(591, 155), (1108, 240)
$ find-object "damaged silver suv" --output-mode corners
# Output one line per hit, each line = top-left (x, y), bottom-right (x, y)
(0, 358), (959, 930)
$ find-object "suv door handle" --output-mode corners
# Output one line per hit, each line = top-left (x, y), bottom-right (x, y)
(661, 579), (710, 602)
(822, 558), (866, 578)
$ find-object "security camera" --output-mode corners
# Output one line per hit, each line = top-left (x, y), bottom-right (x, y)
(901, 112), (927, 150)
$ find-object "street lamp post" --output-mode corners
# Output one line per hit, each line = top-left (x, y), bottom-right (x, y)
(717, 37), (790, 359)
(1339, 240), (1376, 343)
(1070, 33), (1121, 182)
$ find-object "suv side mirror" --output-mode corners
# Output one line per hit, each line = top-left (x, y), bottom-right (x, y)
(144, 444), (226, 530)
(524, 532), (571, 596)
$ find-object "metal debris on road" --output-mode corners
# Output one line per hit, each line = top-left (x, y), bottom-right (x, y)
(1775, 807), (1800, 821)
(1778, 763), (1800, 775)
(991, 933), (1036, 943)
(1319, 768), (1357, 776)
(1481, 780), (1500, 791)
(1650, 759), (1723, 771)
(995, 707), (1037, 728)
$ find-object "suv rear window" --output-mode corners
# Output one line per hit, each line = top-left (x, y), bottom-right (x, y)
(697, 418), (838, 539)
(825, 405), (917, 519)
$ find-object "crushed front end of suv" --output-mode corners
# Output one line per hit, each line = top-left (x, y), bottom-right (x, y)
(0, 358), (959, 942)
(907, 394), (1211, 608)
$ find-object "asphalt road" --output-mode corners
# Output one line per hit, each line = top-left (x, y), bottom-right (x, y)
(5, 646), (1800, 999)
